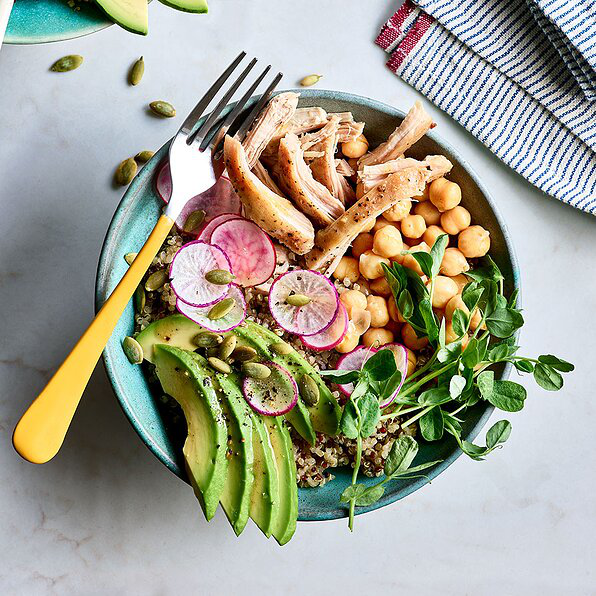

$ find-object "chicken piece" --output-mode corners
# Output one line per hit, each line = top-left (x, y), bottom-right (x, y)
(252, 160), (283, 195)
(359, 155), (452, 194)
(283, 107), (328, 134)
(224, 136), (314, 254)
(328, 112), (366, 143)
(336, 159), (355, 177)
(305, 167), (429, 274)
(303, 150), (325, 160)
(359, 101), (433, 167)
(242, 92), (299, 168)
(277, 133), (344, 227)
(300, 117), (341, 151)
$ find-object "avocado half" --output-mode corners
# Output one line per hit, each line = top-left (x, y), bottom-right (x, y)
(157, 0), (208, 13)
(95, 0), (149, 35)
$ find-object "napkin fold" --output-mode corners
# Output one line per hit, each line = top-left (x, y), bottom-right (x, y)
(376, 0), (596, 214)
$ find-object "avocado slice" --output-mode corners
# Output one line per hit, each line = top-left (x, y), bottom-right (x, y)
(136, 314), (201, 363)
(264, 417), (298, 546)
(153, 345), (228, 520)
(158, 0), (208, 13)
(95, 0), (148, 35)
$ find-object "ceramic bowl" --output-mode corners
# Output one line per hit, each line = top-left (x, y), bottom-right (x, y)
(95, 89), (520, 521)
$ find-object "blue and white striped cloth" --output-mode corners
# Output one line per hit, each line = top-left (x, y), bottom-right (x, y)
(376, 0), (596, 214)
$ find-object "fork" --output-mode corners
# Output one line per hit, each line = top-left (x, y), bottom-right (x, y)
(13, 52), (282, 465)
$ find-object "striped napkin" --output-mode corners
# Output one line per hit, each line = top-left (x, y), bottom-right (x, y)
(376, 0), (596, 215)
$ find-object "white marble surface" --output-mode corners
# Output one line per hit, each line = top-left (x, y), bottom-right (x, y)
(1, 1), (595, 594)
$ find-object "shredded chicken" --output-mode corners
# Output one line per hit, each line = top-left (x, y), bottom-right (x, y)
(336, 159), (355, 177)
(282, 107), (328, 135)
(277, 133), (345, 227)
(224, 135), (315, 254)
(304, 150), (325, 160)
(358, 101), (433, 167)
(252, 160), (283, 195)
(327, 112), (365, 143)
(300, 117), (341, 151)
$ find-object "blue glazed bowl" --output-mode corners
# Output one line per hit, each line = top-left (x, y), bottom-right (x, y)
(95, 89), (520, 521)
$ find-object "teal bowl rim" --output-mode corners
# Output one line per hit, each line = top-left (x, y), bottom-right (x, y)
(96, 89), (521, 522)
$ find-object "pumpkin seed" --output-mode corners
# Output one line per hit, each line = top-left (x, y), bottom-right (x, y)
(271, 341), (292, 355)
(218, 335), (237, 360)
(134, 285), (146, 313)
(205, 268), (232, 285)
(242, 362), (271, 380)
(124, 252), (137, 265)
(129, 56), (144, 86)
(231, 345), (257, 362)
(192, 331), (222, 348)
(122, 336), (143, 364)
(299, 374), (320, 406)
(135, 150), (154, 163)
(149, 100), (176, 118)
(145, 269), (168, 292)
(115, 157), (138, 186)
(183, 209), (206, 233)
(50, 55), (83, 72)
(208, 297), (235, 320)
(300, 74), (322, 87)
(208, 357), (231, 374)
(286, 293), (311, 307)
(206, 346), (220, 357)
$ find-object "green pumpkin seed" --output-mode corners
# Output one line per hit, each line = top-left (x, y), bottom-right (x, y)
(135, 150), (154, 163)
(129, 56), (144, 86)
(208, 298), (235, 320)
(115, 158), (138, 186)
(231, 345), (257, 362)
(271, 341), (292, 355)
(124, 252), (137, 265)
(192, 331), (222, 348)
(183, 209), (206, 233)
(150, 100), (176, 118)
(205, 268), (233, 285)
(218, 335), (237, 360)
(242, 362), (271, 380)
(145, 269), (168, 292)
(134, 285), (146, 313)
(299, 374), (320, 406)
(122, 336), (143, 364)
(208, 357), (231, 374)
(286, 293), (311, 307)
(299, 74), (322, 87)
(50, 55), (83, 72)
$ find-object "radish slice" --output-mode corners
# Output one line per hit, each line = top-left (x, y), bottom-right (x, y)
(379, 343), (409, 408)
(300, 303), (348, 351)
(169, 241), (232, 307)
(198, 213), (243, 242)
(155, 161), (171, 203)
(210, 219), (276, 287)
(242, 361), (298, 416)
(254, 243), (290, 294)
(176, 284), (246, 332)
(335, 345), (378, 396)
(268, 270), (339, 336)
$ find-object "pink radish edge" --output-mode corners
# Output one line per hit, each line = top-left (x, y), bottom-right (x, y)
(335, 345), (378, 397)
(299, 303), (348, 351)
(378, 342), (409, 409)
(242, 361), (299, 416)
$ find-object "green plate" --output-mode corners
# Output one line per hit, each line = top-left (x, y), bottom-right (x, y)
(95, 89), (520, 521)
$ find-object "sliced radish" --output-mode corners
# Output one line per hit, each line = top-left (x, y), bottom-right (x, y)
(155, 161), (171, 203)
(335, 345), (378, 396)
(379, 343), (408, 408)
(210, 219), (276, 287)
(300, 303), (348, 351)
(169, 241), (232, 307)
(268, 270), (339, 336)
(254, 243), (291, 294)
(198, 213), (243, 242)
(176, 284), (246, 332)
(242, 361), (298, 416)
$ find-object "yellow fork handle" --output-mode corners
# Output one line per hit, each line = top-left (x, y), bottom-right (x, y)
(13, 214), (175, 464)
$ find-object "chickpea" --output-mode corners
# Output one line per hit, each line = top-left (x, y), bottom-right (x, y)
(340, 289), (367, 317)
(426, 275), (459, 309)
(423, 225), (449, 248)
(351, 307), (372, 336)
(370, 276), (392, 296)
(373, 225), (403, 258)
(451, 273), (469, 293)
(414, 201), (441, 226)
(366, 295), (390, 328)
(401, 323), (429, 351)
(332, 255), (360, 283)
(362, 327), (394, 349)
(445, 294), (482, 331)
(440, 247), (470, 277)
(387, 297), (406, 323)
(429, 177), (462, 212)
(400, 214), (426, 239)
(336, 330), (360, 353)
(445, 322), (469, 349)
(406, 348), (417, 377)
(342, 134), (368, 159)
(359, 250), (390, 280)
(458, 225), (490, 258)
(391, 242), (409, 265)
(402, 242), (430, 276)
(358, 218), (376, 233)
(354, 277), (371, 295)
(352, 233), (374, 259)
(383, 199), (412, 222)
(440, 206), (471, 235)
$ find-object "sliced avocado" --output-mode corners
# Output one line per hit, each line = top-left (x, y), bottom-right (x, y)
(264, 417), (298, 546)
(153, 345), (228, 520)
(158, 0), (208, 13)
(95, 0), (148, 35)
(136, 314), (201, 363)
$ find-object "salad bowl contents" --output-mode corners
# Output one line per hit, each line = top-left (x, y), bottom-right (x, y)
(97, 90), (572, 544)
